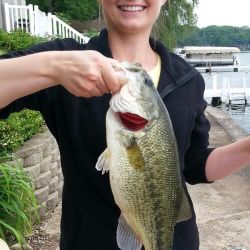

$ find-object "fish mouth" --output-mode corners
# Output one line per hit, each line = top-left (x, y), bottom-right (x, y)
(118, 112), (148, 131)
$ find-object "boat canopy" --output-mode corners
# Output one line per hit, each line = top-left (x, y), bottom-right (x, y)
(183, 46), (240, 54)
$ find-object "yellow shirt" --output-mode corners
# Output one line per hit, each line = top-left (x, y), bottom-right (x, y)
(147, 54), (161, 88)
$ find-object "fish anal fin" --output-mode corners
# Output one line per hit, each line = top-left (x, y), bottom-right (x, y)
(177, 189), (193, 223)
(117, 215), (142, 250)
(95, 148), (111, 174)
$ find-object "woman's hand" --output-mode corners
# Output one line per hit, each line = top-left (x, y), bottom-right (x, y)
(205, 136), (250, 181)
(50, 50), (121, 97)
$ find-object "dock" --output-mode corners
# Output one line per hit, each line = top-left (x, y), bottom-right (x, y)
(196, 65), (250, 73)
(174, 46), (250, 74)
(204, 75), (249, 105)
(182, 46), (241, 71)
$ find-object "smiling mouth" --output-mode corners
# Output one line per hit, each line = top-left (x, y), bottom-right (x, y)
(118, 5), (146, 12)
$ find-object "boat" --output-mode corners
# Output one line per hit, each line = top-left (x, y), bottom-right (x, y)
(180, 46), (240, 67)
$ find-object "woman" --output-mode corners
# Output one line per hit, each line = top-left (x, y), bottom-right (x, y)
(1, 0), (250, 249)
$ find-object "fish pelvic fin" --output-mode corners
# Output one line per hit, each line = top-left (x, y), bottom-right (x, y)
(176, 189), (193, 223)
(95, 148), (111, 175)
(117, 215), (142, 250)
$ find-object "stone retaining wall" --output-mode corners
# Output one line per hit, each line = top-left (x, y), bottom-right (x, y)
(14, 128), (63, 218)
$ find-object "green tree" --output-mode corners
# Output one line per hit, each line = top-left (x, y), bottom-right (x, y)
(26, 0), (99, 20)
(177, 25), (250, 50)
(26, 0), (49, 12)
(155, 0), (198, 49)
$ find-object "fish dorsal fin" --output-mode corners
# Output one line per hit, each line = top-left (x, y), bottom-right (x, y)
(95, 148), (111, 174)
(117, 215), (142, 250)
(176, 189), (192, 223)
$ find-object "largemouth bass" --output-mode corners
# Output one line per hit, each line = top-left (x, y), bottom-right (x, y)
(96, 62), (192, 250)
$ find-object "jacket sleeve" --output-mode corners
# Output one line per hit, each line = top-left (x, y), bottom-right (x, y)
(183, 74), (215, 184)
(0, 38), (85, 120)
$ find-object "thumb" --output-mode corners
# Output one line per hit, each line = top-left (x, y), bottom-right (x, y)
(102, 60), (122, 93)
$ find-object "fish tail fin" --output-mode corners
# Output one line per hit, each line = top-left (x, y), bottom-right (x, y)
(117, 215), (142, 250)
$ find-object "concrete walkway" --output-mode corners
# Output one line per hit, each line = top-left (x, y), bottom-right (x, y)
(188, 106), (250, 250)
(27, 106), (250, 250)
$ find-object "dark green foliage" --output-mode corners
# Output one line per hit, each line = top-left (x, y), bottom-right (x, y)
(57, 0), (99, 21)
(26, 0), (99, 21)
(0, 110), (44, 157)
(177, 25), (250, 50)
(25, 0), (52, 13)
(0, 50), (6, 55)
(54, 12), (72, 24)
(0, 157), (39, 246)
(0, 29), (46, 51)
(154, 0), (198, 49)
(83, 28), (99, 38)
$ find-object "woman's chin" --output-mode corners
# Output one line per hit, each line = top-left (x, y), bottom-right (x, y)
(112, 21), (151, 35)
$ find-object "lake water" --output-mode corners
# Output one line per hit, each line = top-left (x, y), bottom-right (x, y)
(202, 52), (250, 134)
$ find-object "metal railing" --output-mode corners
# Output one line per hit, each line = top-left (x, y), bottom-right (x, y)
(204, 75), (250, 104)
(4, 3), (89, 43)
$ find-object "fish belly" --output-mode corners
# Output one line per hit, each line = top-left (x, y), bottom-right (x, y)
(110, 120), (181, 250)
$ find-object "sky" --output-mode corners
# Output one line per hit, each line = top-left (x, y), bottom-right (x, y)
(195, 0), (250, 28)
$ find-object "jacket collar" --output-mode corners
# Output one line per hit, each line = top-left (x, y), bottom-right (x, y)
(86, 29), (198, 99)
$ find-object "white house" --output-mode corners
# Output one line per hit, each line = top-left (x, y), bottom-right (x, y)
(0, 0), (26, 29)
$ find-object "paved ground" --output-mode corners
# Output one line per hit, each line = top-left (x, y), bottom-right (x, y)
(188, 107), (250, 250)
(26, 106), (250, 250)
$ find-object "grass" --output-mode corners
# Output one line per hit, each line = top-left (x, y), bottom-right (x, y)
(0, 156), (39, 247)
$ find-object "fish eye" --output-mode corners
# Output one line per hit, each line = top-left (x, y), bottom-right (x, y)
(144, 77), (153, 86)
(126, 67), (141, 73)
(125, 63), (142, 72)
(127, 68), (140, 73)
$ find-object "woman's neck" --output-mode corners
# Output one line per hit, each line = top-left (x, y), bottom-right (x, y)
(108, 30), (158, 71)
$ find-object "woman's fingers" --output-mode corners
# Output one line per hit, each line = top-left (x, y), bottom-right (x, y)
(53, 50), (123, 98)
(101, 59), (122, 94)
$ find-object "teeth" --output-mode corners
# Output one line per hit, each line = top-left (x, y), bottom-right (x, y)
(120, 6), (144, 12)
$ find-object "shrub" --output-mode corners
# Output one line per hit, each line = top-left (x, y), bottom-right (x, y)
(83, 27), (99, 38)
(0, 156), (39, 247)
(54, 12), (72, 25)
(0, 110), (45, 157)
(0, 29), (47, 51)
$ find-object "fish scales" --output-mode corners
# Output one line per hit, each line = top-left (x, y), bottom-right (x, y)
(109, 110), (181, 250)
(96, 62), (192, 250)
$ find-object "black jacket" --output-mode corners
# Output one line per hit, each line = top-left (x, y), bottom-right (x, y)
(0, 29), (213, 250)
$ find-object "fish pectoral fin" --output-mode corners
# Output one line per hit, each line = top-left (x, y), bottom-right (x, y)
(95, 148), (111, 174)
(117, 215), (142, 250)
(117, 129), (145, 148)
(176, 189), (193, 223)
(117, 129), (136, 148)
